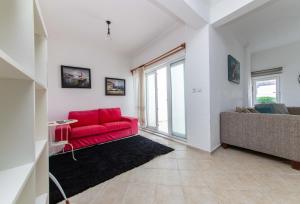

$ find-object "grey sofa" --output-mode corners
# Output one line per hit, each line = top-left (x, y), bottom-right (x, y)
(220, 107), (300, 170)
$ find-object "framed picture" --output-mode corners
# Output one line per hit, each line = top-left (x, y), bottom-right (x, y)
(105, 77), (125, 96)
(228, 55), (240, 84)
(61, 65), (91, 88)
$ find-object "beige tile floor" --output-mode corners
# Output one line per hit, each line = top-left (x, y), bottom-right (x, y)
(59, 131), (300, 204)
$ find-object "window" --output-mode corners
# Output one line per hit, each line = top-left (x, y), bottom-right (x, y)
(252, 76), (280, 105)
(145, 58), (186, 139)
(146, 73), (156, 127)
(170, 61), (186, 137)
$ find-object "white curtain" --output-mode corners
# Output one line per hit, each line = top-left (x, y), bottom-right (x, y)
(133, 66), (146, 127)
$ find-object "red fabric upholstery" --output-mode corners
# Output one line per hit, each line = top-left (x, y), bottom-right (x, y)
(102, 121), (131, 132)
(55, 108), (138, 151)
(98, 108), (121, 124)
(64, 128), (134, 151)
(68, 109), (99, 128)
(121, 116), (138, 135)
(71, 125), (108, 138)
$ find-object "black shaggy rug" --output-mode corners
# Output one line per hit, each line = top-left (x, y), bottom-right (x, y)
(49, 135), (174, 204)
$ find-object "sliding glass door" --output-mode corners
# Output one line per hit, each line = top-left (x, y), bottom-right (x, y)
(146, 72), (156, 128)
(157, 67), (169, 133)
(170, 61), (186, 137)
(145, 59), (186, 139)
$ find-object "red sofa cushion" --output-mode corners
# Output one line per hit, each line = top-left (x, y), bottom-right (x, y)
(99, 108), (122, 124)
(102, 121), (131, 132)
(68, 109), (99, 128)
(71, 125), (108, 138)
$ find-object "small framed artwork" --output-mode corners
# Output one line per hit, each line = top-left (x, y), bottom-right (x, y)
(105, 77), (126, 96)
(61, 65), (91, 88)
(228, 55), (240, 84)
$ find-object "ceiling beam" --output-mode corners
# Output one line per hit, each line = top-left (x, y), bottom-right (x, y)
(149, 0), (208, 29)
(210, 0), (272, 27)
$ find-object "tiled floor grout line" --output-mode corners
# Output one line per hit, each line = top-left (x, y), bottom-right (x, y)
(61, 131), (300, 204)
(119, 181), (130, 204)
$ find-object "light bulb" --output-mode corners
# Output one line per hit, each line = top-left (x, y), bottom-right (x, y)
(105, 33), (112, 40)
(105, 20), (112, 40)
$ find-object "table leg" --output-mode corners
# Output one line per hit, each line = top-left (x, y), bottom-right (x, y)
(66, 143), (77, 161)
(61, 127), (64, 154)
(62, 125), (77, 161)
(60, 126), (63, 141)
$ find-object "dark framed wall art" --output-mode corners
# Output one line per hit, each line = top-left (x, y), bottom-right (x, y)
(228, 55), (240, 84)
(61, 65), (91, 88)
(105, 77), (126, 96)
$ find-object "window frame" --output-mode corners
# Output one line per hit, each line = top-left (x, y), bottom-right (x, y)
(145, 71), (158, 130)
(144, 56), (187, 140)
(252, 75), (281, 105)
(169, 59), (186, 138)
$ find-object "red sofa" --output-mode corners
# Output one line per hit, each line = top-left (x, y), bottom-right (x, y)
(55, 108), (138, 151)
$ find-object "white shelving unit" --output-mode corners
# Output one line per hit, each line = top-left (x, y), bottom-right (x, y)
(0, 0), (49, 203)
(35, 139), (48, 160)
(36, 193), (48, 204)
(0, 163), (34, 204)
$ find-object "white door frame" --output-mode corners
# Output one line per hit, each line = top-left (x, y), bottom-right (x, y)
(169, 59), (186, 139)
(144, 57), (186, 140)
(145, 71), (157, 130)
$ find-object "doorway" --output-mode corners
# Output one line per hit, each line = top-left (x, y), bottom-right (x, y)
(145, 59), (186, 139)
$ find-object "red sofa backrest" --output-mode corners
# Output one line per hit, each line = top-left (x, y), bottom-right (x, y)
(68, 109), (99, 128)
(99, 108), (122, 124)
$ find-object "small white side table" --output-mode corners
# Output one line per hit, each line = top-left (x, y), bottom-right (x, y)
(48, 119), (78, 161)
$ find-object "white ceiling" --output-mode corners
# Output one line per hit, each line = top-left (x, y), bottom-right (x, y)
(219, 0), (300, 52)
(40, 0), (182, 56)
(202, 0), (224, 7)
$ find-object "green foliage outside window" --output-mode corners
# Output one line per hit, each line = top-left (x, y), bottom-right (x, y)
(257, 96), (276, 104)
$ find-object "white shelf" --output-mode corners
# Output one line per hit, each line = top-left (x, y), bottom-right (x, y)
(34, 0), (48, 37)
(0, 0), (48, 203)
(35, 140), (47, 161)
(0, 163), (34, 204)
(0, 0), (35, 78)
(0, 49), (34, 80)
(35, 193), (48, 204)
(34, 31), (48, 87)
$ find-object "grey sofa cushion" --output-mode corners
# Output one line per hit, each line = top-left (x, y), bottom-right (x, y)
(272, 103), (289, 114)
(255, 103), (289, 114)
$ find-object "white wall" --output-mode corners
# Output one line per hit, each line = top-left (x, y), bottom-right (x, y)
(47, 37), (134, 121)
(47, 22), (247, 152)
(133, 24), (212, 152)
(184, 0), (210, 22)
(210, 0), (271, 26)
(209, 26), (246, 150)
(251, 41), (300, 106)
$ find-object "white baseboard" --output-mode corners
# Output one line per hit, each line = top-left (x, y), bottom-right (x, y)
(210, 143), (221, 153)
(140, 128), (214, 154)
(140, 128), (188, 145)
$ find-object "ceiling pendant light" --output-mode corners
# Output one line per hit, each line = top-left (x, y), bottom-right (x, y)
(105, 20), (112, 40)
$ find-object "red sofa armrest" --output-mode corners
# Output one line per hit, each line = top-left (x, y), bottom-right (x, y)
(121, 116), (138, 122)
(55, 125), (72, 141)
(121, 116), (138, 135)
